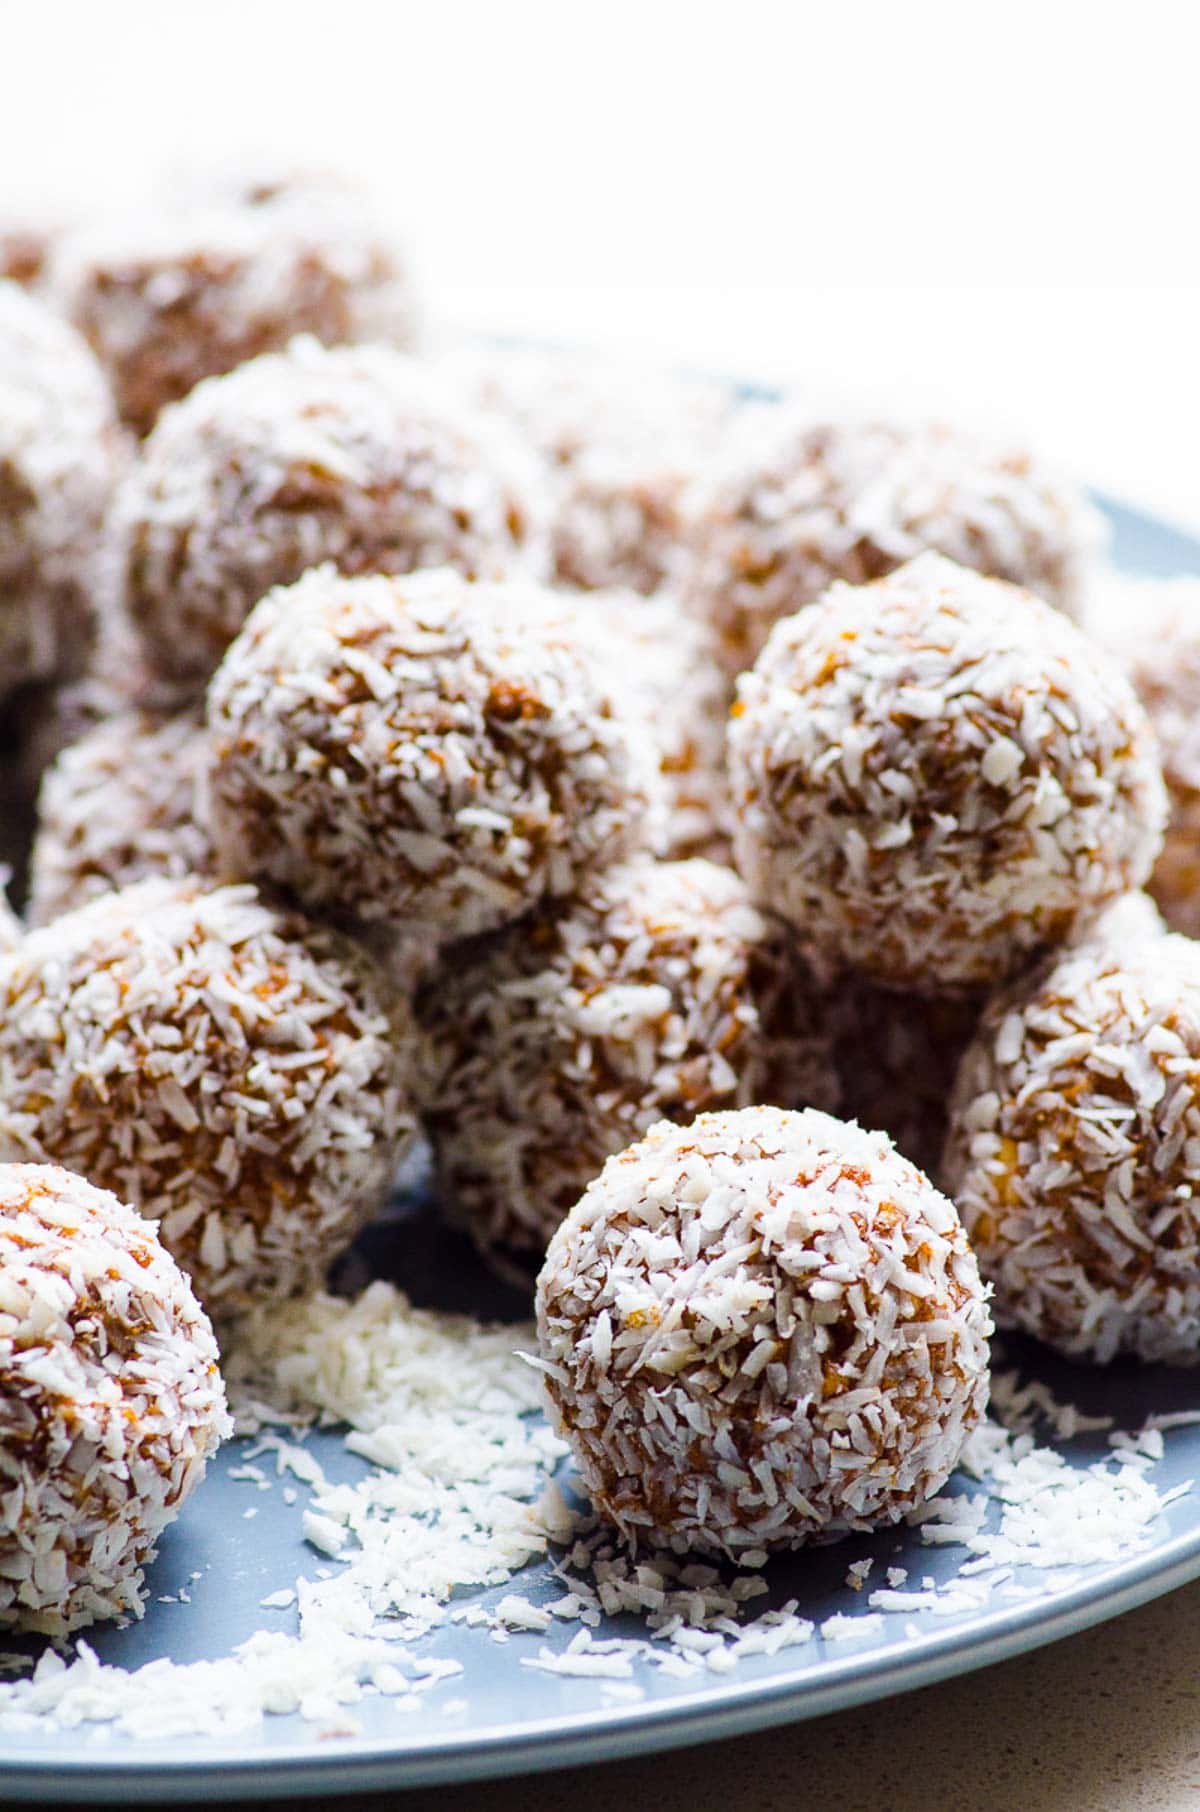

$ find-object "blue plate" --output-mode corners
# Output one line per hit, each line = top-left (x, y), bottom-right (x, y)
(3, 494), (1200, 1803)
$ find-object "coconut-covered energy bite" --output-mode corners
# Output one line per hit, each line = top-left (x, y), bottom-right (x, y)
(0, 281), (125, 702)
(438, 344), (729, 595)
(414, 857), (836, 1268)
(109, 337), (547, 687)
(678, 409), (1104, 674)
(573, 590), (730, 860)
(538, 1106), (991, 1559)
(0, 1163), (229, 1633)
(943, 931), (1200, 1365)
(206, 567), (652, 944)
(729, 553), (1165, 994)
(53, 170), (418, 434)
(1102, 577), (1200, 936)
(0, 880), (416, 1314)
(27, 706), (214, 926)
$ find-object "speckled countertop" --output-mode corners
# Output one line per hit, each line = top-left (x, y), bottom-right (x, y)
(33, 1576), (1200, 1812)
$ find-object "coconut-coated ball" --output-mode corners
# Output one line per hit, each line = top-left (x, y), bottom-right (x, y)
(729, 553), (1165, 994)
(677, 408), (1105, 674)
(1100, 576), (1200, 937)
(205, 567), (653, 945)
(0, 281), (126, 702)
(570, 589), (730, 861)
(28, 706), (214, 926)
(943, 931), (1200, 1364)
(0, 879), (416, 1315)
(0, 1162), (230, 1633)
(52, 170), (418, 434)
(537, 1106), (991, 1559)
(413, 856), (836, 1269)
(108, 337), (548, 687)
(437, 344), (730, 595)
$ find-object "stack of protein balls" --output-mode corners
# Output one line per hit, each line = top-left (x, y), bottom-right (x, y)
(0, 164), (1195, 1635)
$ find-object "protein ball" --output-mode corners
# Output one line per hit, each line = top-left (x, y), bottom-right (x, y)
(943, 932), (1200, 1364)
(205, 567), (652, 944)
(0, 879), (416, 1315)
(414, 857), (836, 1269)
(729, 553), (1165, 994)
(1100, 577), (1200, 936)
(0, 1162), (229, 1634)
(109, 337), (548, 687)
(438, 344), (730, 595)
(0, 281), (125, 701)
(538, 1106), (991, 1559)
(678, 408), (1105, 674)
(572, 590), (730, 860)
(27, 706), (214, 927)
(52, 172), (418, 435)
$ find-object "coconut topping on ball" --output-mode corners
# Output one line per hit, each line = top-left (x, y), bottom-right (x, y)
(52, 170), (418, 435)
(414, 856), (837, 1268)
(108, 337), (549, 687)
(944, 931), (1200, 1365)
(0, 879), (416, 1315)
(537, 1106), (991, 1559)
(437, 344), (730, 595)
(677, 408), (1105, 674)
(0, 1162), (230, 1634)
(0, 281), (126, 702)
(729, 553), (1165, 994)
(1100, 576), (1200, 937)
(28, 706), (214, 927)
(205, 567), (653, 944)
(569, 589), (731, 860)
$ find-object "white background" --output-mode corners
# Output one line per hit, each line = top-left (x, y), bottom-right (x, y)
(5, 0), (1200, 528)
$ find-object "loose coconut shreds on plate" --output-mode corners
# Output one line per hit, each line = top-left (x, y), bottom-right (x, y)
(1099, 576), (1200, 937)
(675, 406), (1105, 674)
(0, 281), (127, 703)
(27, 705), (215, 926)
(943, 930), (1200, 1364)
(0, 1284), (565, 1740)
(205, 567), (655, 945)
(0, 879), (417, 1316)
(0, 1277), (1190, 1741)
(413, 857), (839, 1268)
(537, 1106), (992, 1560)
(51, 171), (419, 436)
(0, 1163), (229, 1635)
(108, 336), (549, 688)
(729, 553), (1166, 995)
(435, 343), (731, 595)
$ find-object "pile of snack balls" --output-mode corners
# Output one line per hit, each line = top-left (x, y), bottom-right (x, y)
(3, 163), (1199, 1629)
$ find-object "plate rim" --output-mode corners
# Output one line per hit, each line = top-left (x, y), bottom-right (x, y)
(5, 1522), (1200, 1802)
